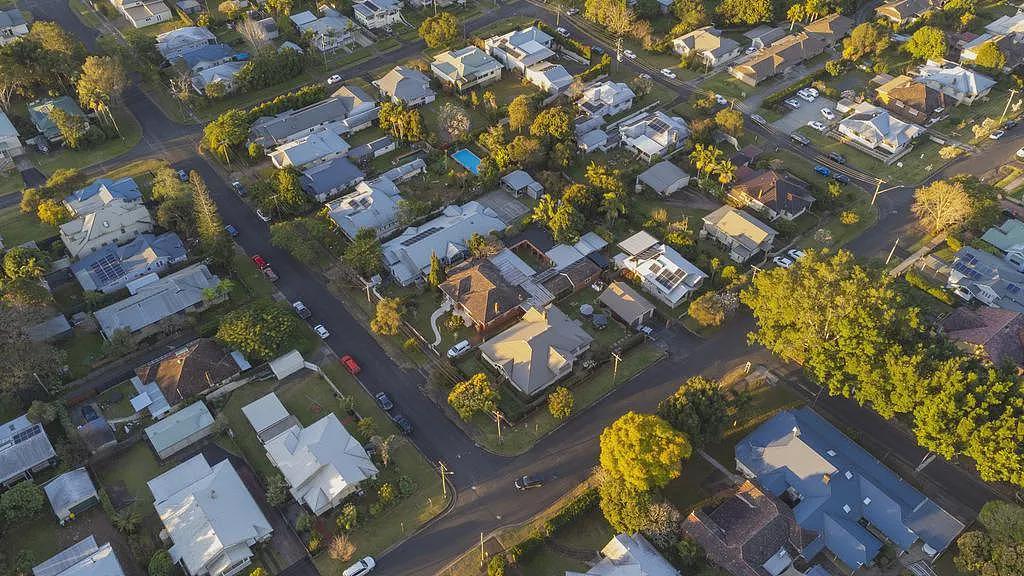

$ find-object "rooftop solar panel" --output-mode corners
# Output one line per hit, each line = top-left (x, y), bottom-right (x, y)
(401, 226), (443, 247)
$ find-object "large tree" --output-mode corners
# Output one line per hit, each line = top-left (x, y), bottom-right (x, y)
(49, 108), (88, 149)
(716, 0), (774, 24)
(670, 0), (709, 35)
(911, 178), (976, 234)
(436, 101), (470, 145)
(3, 247), (48, 280)
(714, 108), (744, 138)
(27, 21), (85, 92)
(202, 109), (249, 163)
(343, 228), (383, 277)
(0, 305), (65, 394)
(190, 171), (233, 269)
(955, 502), (1024, 575)
(370, 297), (403, 336)
(76, 56), (127, 133)
(842, 22), (890, 61)
(599, 412), (691, 491)
(598, 474), (653, 534)
(529, 106), (572, 140)
(418, 12), (458, 48)
(215, 300), (302, 360)
(448, 373), (498, 421)
(904, 26), (947, 61)
(0, 480), (45, 524)
(973, 41), (1006, 71)
(506, 95), (533, 133)
(656, 376), (730, 448)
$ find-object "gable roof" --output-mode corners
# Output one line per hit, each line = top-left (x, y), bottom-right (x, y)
(876, 74), (947, 120)
(948, 246), (1024, 312)
(177, 43), (236, 69)
(0, 8), (26, 29)
(916, 60), (996, 97)
(803, 13), (853, 40)
(44, 468), (97, 522)
(65, 177), (142, 216)
(732, 167), (815, 216)
(300, 156), (365, 197)
(28, 97), (86, 141)
(639, 161), (690, 194)
(93, 264), (220, 338)
(324, 176), (401, 239)
(374, 65), (435, 102)
(567, 533), (678, 576)
(135, 338), (245, 402)
(432, 46), (502, 81)
(981, 218), (1024, 253)
(839, 102), (925, 149)
(156, 26), (216, 56)
(876, 0), (935, 21)
(33, 537), (125, 576)
(439, 259), (528, 326)
(144, 401), (215, 454)
(70, 232), (186, 292)
(673, 26), (740, 59)
(941, 306), (1024, 366)
(599, 281), (655, 325)
(732, 32), (826, 82)
(59, 202), (154, 258)
(703, 206), (777, 249)
(0, 414), (56, 485)
(242, 392), (297, 441)
(250, 98), (351, 146)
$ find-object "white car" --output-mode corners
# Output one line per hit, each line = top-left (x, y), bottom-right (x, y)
(314, 324), (330, 339)
(343, 557), (376, 576)
(804, 87), (819, 97)
(750, 114), (766, 125)
(715, 94), (729, 106)
(327, 74), (342, 85)
(990, 130), (1006, 140)
(787, 249), (806, 260)
(660, 68), (676, 79)
(623, 49), (636, 59)
(797, 90), (816, 103)
(256, 208), (271, 223)
(784, 98), (801, 109)
(556, 26), (570, 37)
(1017, 147), (1024, 160)
(807, 120), (827, 132)
(447, 339), (470, 359)
(745, 46), (757, 55)
(773, 256), (794, 269)
(820, 108), (835, 120)
(565, 7), (579, 15)
(638, 72), (651, 80)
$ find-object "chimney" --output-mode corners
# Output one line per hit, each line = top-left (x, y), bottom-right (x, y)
(494, 301), (500, 314)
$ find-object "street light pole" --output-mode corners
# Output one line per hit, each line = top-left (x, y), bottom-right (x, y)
(492, 410), (505, 444)
(610, 352), (621, 387)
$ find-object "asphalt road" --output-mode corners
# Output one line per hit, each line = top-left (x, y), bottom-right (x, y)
(12, 0), (1022, 574)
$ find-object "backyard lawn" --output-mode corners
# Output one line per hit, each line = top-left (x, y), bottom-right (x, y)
(63, 329), (108, 380)
(0, 170), (24, 198)
(94, 441), (169, 510)
(96, 380), (138, 420)
(30, 107), (141, 174)
(0, 204), (57, 246)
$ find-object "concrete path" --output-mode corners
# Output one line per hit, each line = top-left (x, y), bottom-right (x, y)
(428, 302), (450, 347)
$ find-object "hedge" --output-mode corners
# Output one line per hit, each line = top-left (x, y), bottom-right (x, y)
(579, 54), (612, 83)
(905, 269), (955, 305)
(243, 84), (327, 124)
(503, 487), (599, 565)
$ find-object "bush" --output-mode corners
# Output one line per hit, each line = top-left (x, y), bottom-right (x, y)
(487, 555), (506, 576)
(307, 533), (322, 554)
(148, 550), (173, 576)
(946, 236), (963, 252)
(905, 269), (955, 305)
(535, 20), (590, 58)
(398, 475), (417, 496)
(840, 210), (860, 225)
(296, 512), (312, 533)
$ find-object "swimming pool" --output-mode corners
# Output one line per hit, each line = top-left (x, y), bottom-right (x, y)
(451, 148), (482, 175)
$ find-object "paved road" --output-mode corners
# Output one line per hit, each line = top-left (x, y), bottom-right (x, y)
(15, 1), (1020, 574)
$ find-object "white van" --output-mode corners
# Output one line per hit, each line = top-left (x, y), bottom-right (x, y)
(343, 557), (376, 576)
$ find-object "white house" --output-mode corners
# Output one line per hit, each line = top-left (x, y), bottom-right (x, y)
(373, 66), (436, 107)
(431, 46), (503, 92)
(837, 102), (924, 155)
(148, 454), (273, 576)
(59, 202), (154, 259)
(577, 81), (635, 118)
(324, 176), (402, 239)
(0, 110), (23, 163)
(484, 26), (556, 71)
(249, 85), (377, 148)
(269, 130), (350, 169)
(0, 9), (28, 45)
(352, 0), (401, 30)
(567, 534), (679, 576)
(619, 111), (689, 162)
(672, 26), (741, 68)
(915, 60), (996, 105)
(290, 8), (354, 52)
(156, 26), (217, 59)
(614, 231), (707, 308)
(525, 61), (573, 94)
(191, 61), (245, 95)
(33, 537), (126, 576)
(112, 0), (172, 28)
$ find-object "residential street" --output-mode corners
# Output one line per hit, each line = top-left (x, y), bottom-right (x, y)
(11, 0), (1021, 574)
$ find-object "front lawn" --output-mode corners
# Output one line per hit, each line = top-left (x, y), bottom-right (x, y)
(0, 204), (57, 246)
(559, 290), (629, 352)
(930, 84), (1021, 142)
(515, 508), (615, 575)
(794, 126), (943, 186)
(30, 107), (142, 174)
(797, 192), (879, 251)
(701, 72), (754, 102)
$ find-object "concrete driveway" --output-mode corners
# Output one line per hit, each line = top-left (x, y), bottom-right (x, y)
(771, 96), (838, 134)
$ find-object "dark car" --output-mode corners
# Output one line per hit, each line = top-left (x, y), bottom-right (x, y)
(514, 475), (544, 490)
(832, 173), (850, 184)
(827, 152), (846, 164)
(375, 392), (394, 412)
(592, 46), (605, 55)
(176, 169), (188, 182)
(80, 405), (99, 422)
(225, 224), (239, 237)
(231, 181), (247, 196)
(1004, 119), (1019, 130)
(814, 165), (831, 177)
(392, 414), (413, 435)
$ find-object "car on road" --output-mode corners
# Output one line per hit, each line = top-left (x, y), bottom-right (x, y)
(659, 68), (676, 79)
(715, 94), (728, 106)
(1017, 147), (1024, 160)
(784, 98), (801, 109)
(827, 151), (846, 164)
(514, 475), (544, 490)
(814, 165), (831, 177)
(342, 557), (375, 576)
(314, 324), (330, 339)
(391, 413), (413, 435)
(832, 173), (850, 184)
(176, 169), (188, 182)
(592, 46), (605, 55)
(224, 224), (239, 237)
(231, 181), (246, 196)
(566, 7), (579, 14)
(262, 266), (278, 282)
(622, 49), (636, 59)
(750, 114), (766, 125)
(292, 301), (311, 319)
(327, 74), (343, 85)
(790, 133), (810, 145)
(787, 249), (806, 260)
(820, 108), (835, 120)
(807, 120), (827, 132)
(447, 339), (470, 359)
(1004, 119), (1019, 130)
(256, 208), (271, 223)
(251, 255), (269, 270)
(375, 392), (393, 411)
(556, 26), (570, 37)
(773, 255), (794, 268)
(341, 354), (361, 375)
(990, 130), (1006, 140)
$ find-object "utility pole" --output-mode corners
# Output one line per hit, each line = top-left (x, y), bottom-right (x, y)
(1001, 88), (1019, 120)
(884, 236), (900, 267)
(480, 532), (486, 566)
(610, 351), (621, 387)
(870, 180), (884, 205)
(492, 410), (506, 444)
(615, 36), (622, 65)
(438, 461), (453, 498)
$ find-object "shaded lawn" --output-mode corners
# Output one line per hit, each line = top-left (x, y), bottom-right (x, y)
(516, 508), (614, 575)
(0, 205), (57, 245)
(97, 380), (138, 419)
(30, 107), (141, 174)
(63, 329), (107, 380)
(95, 441), (168, 510)
(0, 170), (24, 198)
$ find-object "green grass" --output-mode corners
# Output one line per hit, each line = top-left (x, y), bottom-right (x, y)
(797, 192), (879, 251)
(0, 170), (24, 198)
(559, 291), (628, 351)
(94, 441), (168, 509)
(30, 107), (142, 174)
(516, 508), (615, 575)
(5, 516), (61, 565)
(69, 0), (104, 28)
(0, 204), (57, 246)
(233, 252), (276, 299)
(482, 75), (541, 108)
(701, 72), (753, 101)
(930, 84), (1021, 142)
(97, 381), (138, 419)
(63, 329), (107, 379)
(793, 126), (943, 186)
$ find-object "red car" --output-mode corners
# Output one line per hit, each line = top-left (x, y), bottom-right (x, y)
(251, 255), (268, 270)
(340, 354), (361, 375)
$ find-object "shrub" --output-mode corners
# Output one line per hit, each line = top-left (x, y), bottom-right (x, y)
(148, 550), (173, 576)
(487, 555), (506, 576)
(905, 269), (955, 305)
(946, 236), (963, 252)
(307, 533), (322, 554)
(403, 337), (419, 352)
(296, 513), (312, 533)
(398, 475), (417, 496)
(840, 210), (860, 225)
(378, 482), (396, 506)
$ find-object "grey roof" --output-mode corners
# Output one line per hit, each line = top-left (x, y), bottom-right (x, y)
(269, 130), (349, 167)
(617, 230), (660, 256)
(156, 26), (217, 57)
(599, 281), (655, 325)
(65, 177), (142, 216)
(28, 314), (72, 342)
(144, 401), (215, 455)
(93, 264), (220, 338)
(527, 61), (572, 90)
(375, 66), (435, 103)
(736, 408), (964, 570)
(250, 98), (353, 147)
(980, 218), (1024, 253)
(191, 61), (244, 90)
(638, 161), (690, 194)
(947, 246), (1024, 312)
(241, 392), (290, 438)
(501, 169), (542, 193)
(0, 110), (18, 140)
(0, 414), (56, 485)
(567, 534), (678, 576)
(33, 537), (125, 576)
(0, 8), (26, 28)
(28, 97), (86, 141)
(71, 232), (187, 292)
(44, 468), (97, 521)
(325, 176), (401, 239)
(299, 156), (365, 197)
(381, 157), (427, 183)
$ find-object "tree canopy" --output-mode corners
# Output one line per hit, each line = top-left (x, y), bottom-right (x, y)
(343, 228), (383, 278)
(842, 22), (889, 61)
(215, 300), (303, 361)
(599, 412), (691, 491)
(448, 373), (498, 421)
(419, 12), (458, 48)
(904, 26), (947, 61)
(656, 376), (730, 448)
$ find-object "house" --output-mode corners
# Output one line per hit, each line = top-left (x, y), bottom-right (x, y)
(577, 81), (635, 118)
(598, 281), (655, 328)
(577, 128), (612, 153)
(352, 0), (401, 30)
(947, 246), (1024, 311)
(915, 60), (995, 105)
(838, 102), (925, 155)
(736, 408), (965, 570)
(112, 0), (172, 28)
(484, 26), (555, 72)
(148, 454), (273, 576)
(383, 201), (505, 285)
(192, 61), (246, 94)
(71, 232), (187, 293)
(33, 537), (126, 576)
(743, 25), (786, 50)
(431, 46), (503, 92)
(373, 66), (436, 107)
(614, 230), (707, 307)
(961, 32), (1024, 72)
(290, 8), (354, 52)
(144, 401), (216, 459)
(44, 468), (99, 524)
(299, 156), (365, 200)
(135, 338), (248, 405)
(175, 43), (237, 73)
(728, 167), (815, 222)
(241, 392), (299, 442)
(176, 0), (202, 14)
(64, 176), (142, 217)
(986, 10), (1024, 35)
(729, 31), (827, 86)
(803, 13), (853, 46)
(0, 110), (23, 162)
(619, 111), (689, 162)
(440, 259), (529, 333)
(501, 170), (544, 199)
(93, 263), (222, 339)
(941, 307), (1024, 367)
(28, 97), (89, 144)
(331, 84), (379, 133)
(566, 534), (678, 576)
(156, 26), (217, 59)
(638, 161), (690, 196)
(269, 130), (350, 169)
(525, 61), (573, 94)
(130, 375), (172, 420)
(672, 26), (741, 68)
(703, 206), (777, 263)
(262, 412), (378, 515)
(0, 414), (57, 487)
(875, 74), (948, 124)
(479, 305), (593, 396)
(982, 218), (1024, 261)
(324, 176), (402, 239)
(348, 135), (396, 165)
(250, 86), (377, 148)
(0, 8), (27, 45)
(876, 0), (939, 26)
(683, 480), (817, 576)
(59, 202), (154, 259)
(253, 17), (278, 41)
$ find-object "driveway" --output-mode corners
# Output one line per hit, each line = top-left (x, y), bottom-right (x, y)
(771, 96), (838, 134)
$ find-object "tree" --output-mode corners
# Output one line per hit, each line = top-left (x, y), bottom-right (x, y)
(598, 474), (653, 534)
(689, 143), (724, 185)
(0, 480), (44, 523)
(344, 228), (384, 277)
(28, 21), (85, 92)
(147, 551), (174, 576)
(448, 372), (497, 421)
(529, 106), (572, 140)
(216, 300), (302, 361)
(482, 90), (497, 112)
(507, 94), (533, 133)
(49, 107), (89, 149)
(191, 171), (233, 268)
(419, 12), (458, 48)
(3, 247), (48, 280)
(76, 56), (127, 133)
(202, 108), (249, 163)
(264, 0), (293, 15)
(825, 59), (843, 77)
(912, 179), (975, 234)
(840, 210), (860, 225)
(371, 297), (403, 336)
(599, 412), (690, 490)
(328, 534), (356, 561)
(630, 75), (654, 98)
(36, 199), (69, 226)
(973, 41), (1006, 71)
(842, 22), (889, 61)
(687, 291), (729, 327)
(671, 0), (709, 35)
(437, 101), (470, 145)
(714, 107), (744, 138)
(786, 3), (805, 29)
(716, 0), (774, 24)
(156, 194), (196, 238)
(643, 502), (681, 548)
(548, 386), (574, 420)
(0, 305), (65, 394)
(371, 434), (396, 468)
(237, 17), (271, 49)
(26, 400), (58, 424)
(955, 502), (1024, 575)
(549, 202), (583, 244)
(427, 251), (444, 288)
(487, 555), (506, 576)
(600, 190), (628, 225)
(357, 417), (377, 440)
(337, 503), (359, 531)
(264, 472), (290, 506)
(657, 377), (729, 448)
(151, 166), (189, 202)
(905, 26), (947, 61)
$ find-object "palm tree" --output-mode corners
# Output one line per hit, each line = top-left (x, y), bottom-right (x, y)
(716, 160), (737, 193)
(600, 191), (628, 224)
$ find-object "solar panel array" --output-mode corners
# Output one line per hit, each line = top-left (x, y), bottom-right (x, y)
(952, 261), (982, 281)
(654, 266), (686, 292)
(11, 423), (42, 445)
(87, 252), (127, 286)
(401, 225), (443, 247)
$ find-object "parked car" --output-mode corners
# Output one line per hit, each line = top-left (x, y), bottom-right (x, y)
(447, 339), (470, 359)
(807, 120), (827, 132)
(556, 26), (570, 37)
(990, 130), (1006, 140)
(176, 169), (188, 182)
(750, 114), (766, 125)
(827, 151), (846, 164)
(1004, 119), (1019, 130)
(787, 249), (806, 260)
(565, 7), (579, 15)
(342, 557), (376, 576)
(375, 392), (393, 411)
(814, 165), (831, 176)
(392, 414), (413, 435)
(327, 74), (343, 85)
(659, 68), (677, 79)
(832, 173), (850, 184)
(745, 46), (757, 55)
(292, 301), (311, 319)
(341, 354), (361, 375)
(314, 324), (330, 339)
(256, 208), (271, 223)
(790, 133), (810, 145)
(623, 49), (636, 59)
(820, 108), (835, 120)
(797, 90), (816, 103)
(715, 94), (729, 106)
(262, 266), (278, 282)
(224, 224), (239, 237)
(772, 256), (794, 268)
(514, 475), (544, 490)
(637, 72), (651, 80)
(1017, 147), (1024, 160)
(784, 98), (801, 109)
(251, 255), (269, 270)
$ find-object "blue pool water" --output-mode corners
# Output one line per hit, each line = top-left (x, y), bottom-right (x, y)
(451, 148), (482, 175)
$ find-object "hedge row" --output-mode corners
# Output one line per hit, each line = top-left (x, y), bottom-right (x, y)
(243, 83), (327, 124)
(504, 487), (599, 565)
(535, 20), (592, 60)
(905, 269), (956, 305)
